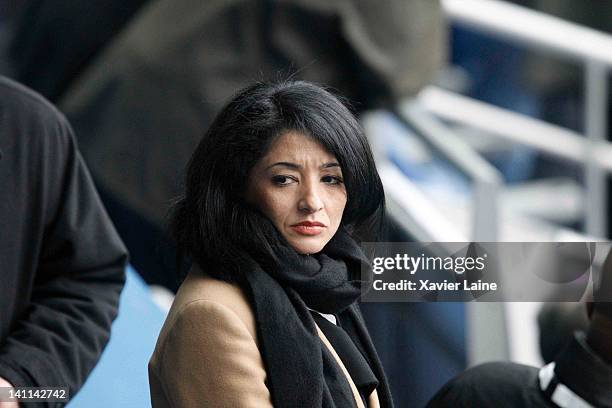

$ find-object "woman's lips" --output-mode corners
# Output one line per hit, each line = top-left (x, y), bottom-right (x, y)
(291, 222), (326, 236)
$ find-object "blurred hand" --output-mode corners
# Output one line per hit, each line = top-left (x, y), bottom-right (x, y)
(0, 377), (18, 408)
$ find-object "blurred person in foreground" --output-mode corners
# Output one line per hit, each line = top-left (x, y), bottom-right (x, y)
(0, 76), (127, 407)
(428, 252), (612, 407)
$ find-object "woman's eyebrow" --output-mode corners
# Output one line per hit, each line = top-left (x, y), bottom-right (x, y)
(266, 162), (340, 170)
(266, 161), (300, 170)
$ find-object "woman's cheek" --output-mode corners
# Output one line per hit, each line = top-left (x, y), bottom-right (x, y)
(260, 193), (290, 225)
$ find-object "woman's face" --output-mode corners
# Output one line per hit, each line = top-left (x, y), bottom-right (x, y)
(246, 131), (347, 254)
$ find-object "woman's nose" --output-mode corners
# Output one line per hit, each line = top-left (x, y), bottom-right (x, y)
(298, 185), (324, 213)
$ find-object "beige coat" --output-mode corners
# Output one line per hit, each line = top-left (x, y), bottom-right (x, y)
(149, 267), (380, 407)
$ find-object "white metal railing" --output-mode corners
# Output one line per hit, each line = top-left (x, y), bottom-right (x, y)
(419, 86), (612, 170)
(365, 0), (612, 366)
(397, 102), (503, 241)
(442, 0), (612, 237)
(361, 111), (468, 242)
(378, 161), (467, 242)
(438, 0), (612, 366)
(365, 106), (511, 365)
(443, 0), (612, 65)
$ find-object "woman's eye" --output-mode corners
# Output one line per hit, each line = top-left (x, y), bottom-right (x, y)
(322, 175), (344, 185)
(271, 175), (296, 185)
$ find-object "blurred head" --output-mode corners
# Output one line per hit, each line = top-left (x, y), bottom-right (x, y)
(171, 80), (385, 279)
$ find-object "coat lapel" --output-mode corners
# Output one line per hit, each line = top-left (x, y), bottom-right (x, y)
(316, 323), (381, 408)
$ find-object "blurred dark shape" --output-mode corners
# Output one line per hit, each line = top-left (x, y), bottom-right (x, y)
(7, 0), (150, 101)
(519, 1), (612, 234)
(429, 251), (612, 406)
(521, 0), (612, 85)
(591, 246), (612, 343)
(520, 0), (612, 131)
(537, 302), (589, 363)
(0, 2), (24, 77)
(0, 76), (128, 403)
(59, 0), (446, 290)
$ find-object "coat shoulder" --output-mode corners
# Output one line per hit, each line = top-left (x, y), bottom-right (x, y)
(166, 265), (257, 341)
(149, 265), (259, 376)
(148, 266), (273, 407)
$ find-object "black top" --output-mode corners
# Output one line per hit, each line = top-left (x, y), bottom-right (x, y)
(427, 332), (612, 407)
(0, 76), (128, 407)
(312, 311), (379, 406)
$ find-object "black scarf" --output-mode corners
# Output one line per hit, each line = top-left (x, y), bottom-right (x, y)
(238, 228), (394, 408)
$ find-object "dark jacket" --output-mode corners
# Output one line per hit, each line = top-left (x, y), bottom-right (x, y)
(427, 333), (612, 407)
(0, 76), (128, 407)
(7, 0), (149, 102)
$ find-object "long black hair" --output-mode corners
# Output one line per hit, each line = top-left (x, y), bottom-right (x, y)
(170, 80), (385, 281)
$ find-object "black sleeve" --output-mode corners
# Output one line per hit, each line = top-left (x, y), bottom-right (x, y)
(426, 362), (548, 408)
(0, 111), (128, 406)
(554, 332), (612, 407)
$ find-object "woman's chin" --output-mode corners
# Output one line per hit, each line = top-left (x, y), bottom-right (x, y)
(287, 237), (327, 255)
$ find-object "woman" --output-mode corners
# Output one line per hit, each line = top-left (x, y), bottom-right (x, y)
(149, 80), (393, 407)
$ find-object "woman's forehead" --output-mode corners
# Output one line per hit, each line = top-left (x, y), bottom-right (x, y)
(262, 131), (338, 165)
